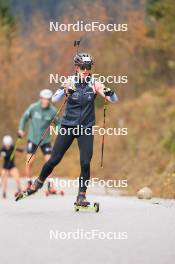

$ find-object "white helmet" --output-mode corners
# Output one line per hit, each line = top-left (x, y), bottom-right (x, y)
(40, 89), (53, 99)
(3, 135), (13, 146)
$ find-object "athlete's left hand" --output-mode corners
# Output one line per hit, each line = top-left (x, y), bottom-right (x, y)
(68, 85), (76, 95)
(104, 87), (114, 97)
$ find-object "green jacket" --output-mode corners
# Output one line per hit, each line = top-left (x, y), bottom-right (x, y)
(19, 101), (59, 145)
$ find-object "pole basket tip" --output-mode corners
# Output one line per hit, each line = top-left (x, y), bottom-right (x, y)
(74, 40), (80, 47)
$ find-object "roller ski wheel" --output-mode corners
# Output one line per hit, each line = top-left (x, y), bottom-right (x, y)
(74, 202), (100, 213)
(94, 202), (100, 212)
(60, 190), (64, 196)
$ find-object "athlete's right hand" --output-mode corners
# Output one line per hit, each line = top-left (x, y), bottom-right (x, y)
(17, 130), (25, 138)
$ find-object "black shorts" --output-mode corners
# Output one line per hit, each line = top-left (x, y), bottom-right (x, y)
(3, 162), (15, 170)
(27, 141), (52, 155)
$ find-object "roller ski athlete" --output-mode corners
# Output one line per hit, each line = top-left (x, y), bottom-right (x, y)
(0, 135), (22, 198)
(15, 52), (118, 212)
(45, 180), (64, 196)
(17, 89), (60, 195)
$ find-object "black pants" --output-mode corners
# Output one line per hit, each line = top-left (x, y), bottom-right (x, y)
(39, 127), (94, 193)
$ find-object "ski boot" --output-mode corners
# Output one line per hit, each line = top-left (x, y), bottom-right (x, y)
(74, 192), (99, 213)
(76, 192), (90, 206)
(15, 178), (44, 201)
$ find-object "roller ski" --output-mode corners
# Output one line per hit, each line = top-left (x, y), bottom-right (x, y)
(45, 182), (64, 196)
(74, 192), (100, 213)
(15, 178), (43, 201)
(15, 179), (32, 196)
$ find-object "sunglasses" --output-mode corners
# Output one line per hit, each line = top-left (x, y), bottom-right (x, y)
(79, 64), (92, 70)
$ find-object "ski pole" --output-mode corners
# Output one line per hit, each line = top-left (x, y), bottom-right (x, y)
(74, 38), (82, 54)
(27, 39), (80, 164)
(100, 97), (107, 168)
(27, 96), (68, 164)
(10, 137), (21, 161)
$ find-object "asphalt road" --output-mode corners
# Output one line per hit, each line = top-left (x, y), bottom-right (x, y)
(0, 181), (175, 264)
